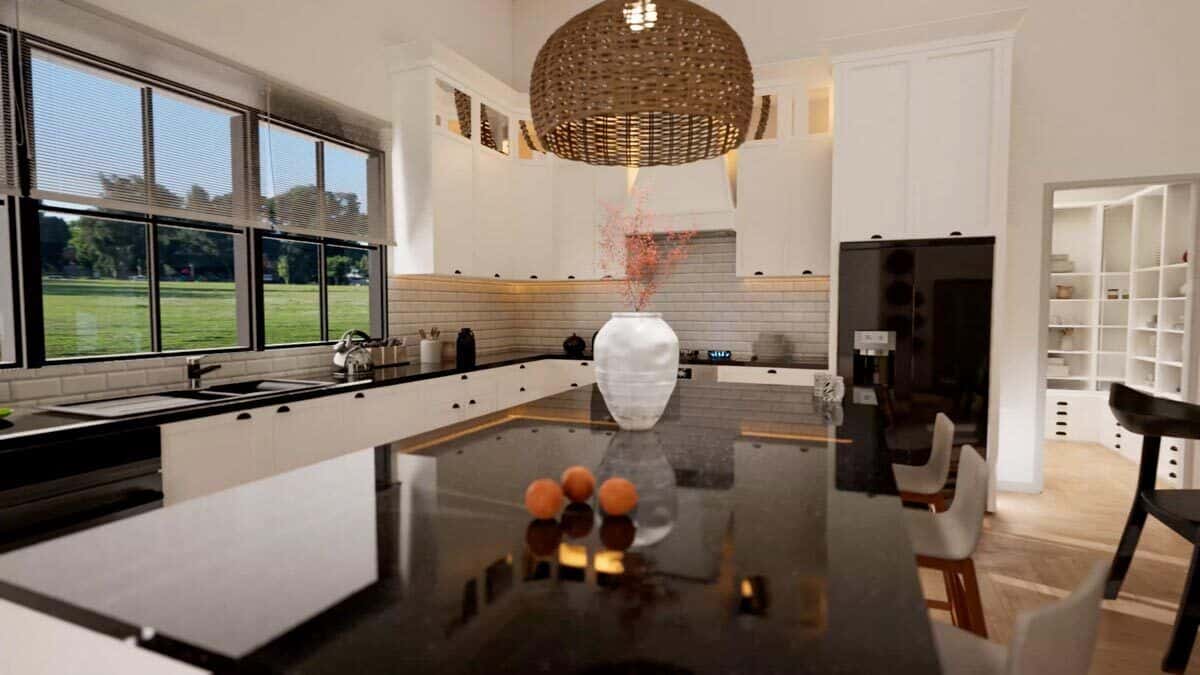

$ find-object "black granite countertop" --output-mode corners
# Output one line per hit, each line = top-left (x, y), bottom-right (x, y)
(0, 381), (940, 674)
(0, 351), (581, 452)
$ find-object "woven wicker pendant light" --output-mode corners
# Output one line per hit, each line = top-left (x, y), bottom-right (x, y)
(530, 0), (753, 167)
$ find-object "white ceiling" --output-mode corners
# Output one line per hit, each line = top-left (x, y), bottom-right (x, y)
(68, 0), (516, 121)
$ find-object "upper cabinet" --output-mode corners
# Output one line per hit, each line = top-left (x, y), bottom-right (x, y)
(734, 61), (834, 277)
(831, 34), (1013, 243)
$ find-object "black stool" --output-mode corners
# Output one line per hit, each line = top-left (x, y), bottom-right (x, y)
(1106, 383), (1200, 673)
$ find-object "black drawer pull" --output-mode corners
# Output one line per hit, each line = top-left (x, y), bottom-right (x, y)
(1056, 421), (1067, 426)
(519, 364), (526, 369)
(570, 383), (578, 388)
(454, 269), (462, 275)
(1171, 445), (1180, 452)
(1056, 411), (1067, 416)
(1056, 401), (1068, 406)
(870, 234), (882, 240)
(354, 392), (365, 399)
(469, 399), (476, 405)
(530, 275), (538, 279)
(494, 273), (500, 278)
(950, 231), (963, 236)
(1055, 431), (1066, 436)
(568, 275), (576, 279)
(766, 369), (777, 374)
(802, 270), (812, 275)
(277, 406), (290, 414)
(461, 375), (469, 380)
(1171, 472), (1178, 479)
(452, 403), (461, 410)
(237, 412), (252, 421)
(580, 362), (588, 366)
(1170, 459), (1178, 466)
(754, 271), (764, 276)
(520, 387), (526, 392)
(1116, 433), (1122, 438)
(1116, 444), (1121, 449)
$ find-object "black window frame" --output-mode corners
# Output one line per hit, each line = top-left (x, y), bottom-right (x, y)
(0, 198), (22, 369)
(253, 229), (385, 349)
(26, 198), (252, 364)
(5, 29), (388, 367)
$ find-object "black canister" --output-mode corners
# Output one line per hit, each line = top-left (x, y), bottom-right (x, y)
(563, 333), (586, 357)
(456, 328), (476, 369)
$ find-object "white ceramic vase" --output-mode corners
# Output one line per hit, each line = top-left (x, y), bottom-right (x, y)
(594, 312), (679, 430)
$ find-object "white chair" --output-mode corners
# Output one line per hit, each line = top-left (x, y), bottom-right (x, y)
(906, 444), (988, 635)
(894, 412), (955, 511)
(931, 561), (1108, 675)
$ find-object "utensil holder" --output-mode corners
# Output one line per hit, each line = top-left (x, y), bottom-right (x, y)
(420, 339), (441, 364)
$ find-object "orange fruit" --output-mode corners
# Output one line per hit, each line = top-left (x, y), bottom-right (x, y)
(525, 478), (564, 519)
(560, 465), (596, 503)
(598, 477), (638, 516)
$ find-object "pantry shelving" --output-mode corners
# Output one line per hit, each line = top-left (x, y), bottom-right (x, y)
(1046, 182), (1198, 399)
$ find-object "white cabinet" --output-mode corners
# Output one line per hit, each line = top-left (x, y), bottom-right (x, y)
(160, 407), (275, 506)
(716, 366), (820, 387)
(513, 162), (554, 280)
(431, 131), (476, 276)
(473, 149), (514, 279)
(735, 137), (832, 277)
(272, 397), (350, 473)
(343, 383), (423, 449)
(553, 162), (627, 281)
(832, 35), (1012, 242)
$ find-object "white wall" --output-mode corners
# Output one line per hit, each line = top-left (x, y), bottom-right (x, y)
(71, 0), (515, 121)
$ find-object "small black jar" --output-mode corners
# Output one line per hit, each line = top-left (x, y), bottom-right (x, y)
(456, 328), (476, 369)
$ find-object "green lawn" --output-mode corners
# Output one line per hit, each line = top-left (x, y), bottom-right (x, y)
(42, 279), (370, 358)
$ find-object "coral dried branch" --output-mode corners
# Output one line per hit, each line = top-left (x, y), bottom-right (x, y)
(598, 189), (696, 311)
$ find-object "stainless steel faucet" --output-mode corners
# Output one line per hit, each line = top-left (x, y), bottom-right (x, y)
(186, 355), (221, 390)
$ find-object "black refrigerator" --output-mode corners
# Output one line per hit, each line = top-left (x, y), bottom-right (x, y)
(837, 237), (994, 454)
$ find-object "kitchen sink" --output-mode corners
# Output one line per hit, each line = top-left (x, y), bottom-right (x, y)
(40, 380), (328, 419)
(201, 379), (327, 395)
(41, 390), (238, 419)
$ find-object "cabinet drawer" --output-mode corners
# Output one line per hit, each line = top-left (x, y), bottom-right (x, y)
(716, 366), (817, 386)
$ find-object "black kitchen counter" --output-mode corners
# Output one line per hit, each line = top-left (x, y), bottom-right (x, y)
(0, 352), (827, 453)
(0, 351), (584, 452)
(0, 381), (940, 674)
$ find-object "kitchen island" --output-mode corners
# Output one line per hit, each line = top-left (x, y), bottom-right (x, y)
(0, 380), (940, 674)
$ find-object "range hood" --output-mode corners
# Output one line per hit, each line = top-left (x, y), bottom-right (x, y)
(631, 157), (735, 231)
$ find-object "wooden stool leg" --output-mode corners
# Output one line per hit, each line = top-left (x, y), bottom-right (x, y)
(960, 558), (988, 638)
(942, 570), (962, 626)
(1163, 546), (1200, 673)
(1107, 497), (1148, 599)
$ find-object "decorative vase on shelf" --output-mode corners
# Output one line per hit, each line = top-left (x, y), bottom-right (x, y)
(594, 312), (679, 430)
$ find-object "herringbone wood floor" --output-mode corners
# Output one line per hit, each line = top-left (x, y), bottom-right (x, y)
(921, 441), (1199, 673)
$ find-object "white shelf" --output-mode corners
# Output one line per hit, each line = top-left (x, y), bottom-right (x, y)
(1134, 356), (1157, 364)
(1049, 324), (1094, 328)
(1046, 375), (1089, 381)
(1047, 350), (1090, 354)
(1164, 262), (1189, 269)
(1051, 271), (1092, 277)
(1162, 329), (1185, 335)
(1049, 298), (1092, 302)
(1160, 361), (1184, 368)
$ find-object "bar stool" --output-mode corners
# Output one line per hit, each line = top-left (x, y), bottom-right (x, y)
(1105, 383), (1200, 673)
(905, 444), (989, 636)
(932, 562), (1107, 675)
(895, 412), (955, 511)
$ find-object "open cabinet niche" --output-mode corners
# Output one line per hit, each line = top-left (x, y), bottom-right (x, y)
(1045, 178), (1200, 488)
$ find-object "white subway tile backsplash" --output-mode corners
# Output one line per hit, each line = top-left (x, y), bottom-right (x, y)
(0, 382), (9, 401)
(106, 370), (148, 390)
(61, 374), (109, 395)
(12, 378), (62, 400)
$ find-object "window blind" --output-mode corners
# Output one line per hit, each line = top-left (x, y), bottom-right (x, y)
(259, 121), (387, 244)
(0, 32), (16, 195)
(26, 47), (249, 226)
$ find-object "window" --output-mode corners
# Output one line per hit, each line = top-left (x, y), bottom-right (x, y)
(258, 122), (382, 243)
(38, 209), (152, 358)
(37, 205), (248, 359)
(326, 245), (371, 339)
(14, 37), (386, 363)
(1, 199), (17, 365)
(157, 225), (240, 351)
(261, 237), (321, 345)
(260, 235), (377, 346)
